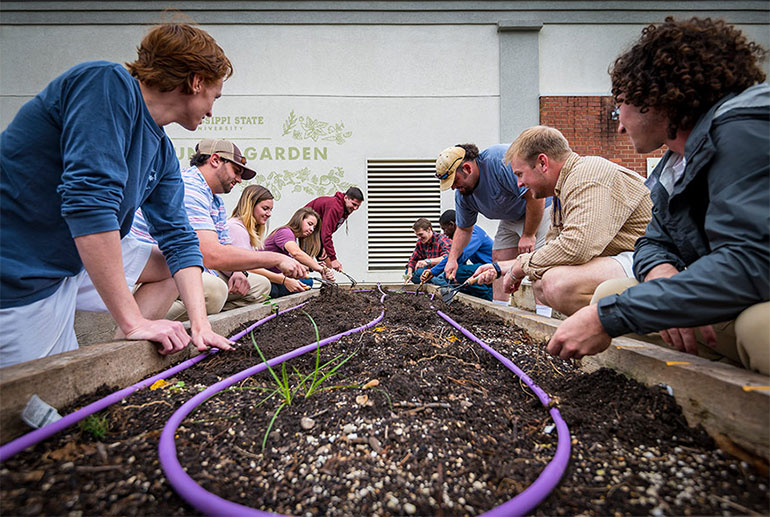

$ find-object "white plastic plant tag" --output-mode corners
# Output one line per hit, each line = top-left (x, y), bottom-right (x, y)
(536, 304), (553, 317)
(21, 394), (62, 429)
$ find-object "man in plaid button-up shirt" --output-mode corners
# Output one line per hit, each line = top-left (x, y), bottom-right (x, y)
(404, 218), (451, 285)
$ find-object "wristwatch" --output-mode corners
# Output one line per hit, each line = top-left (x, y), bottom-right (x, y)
(492, 262), (502, 279)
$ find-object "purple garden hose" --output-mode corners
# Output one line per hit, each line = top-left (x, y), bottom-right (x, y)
(2, 289), (570, 515)
(0, 302), (309, 463)
(158, 293), (388, 516)
(161, 289), (568, 516)
(437, 310), (571, 516)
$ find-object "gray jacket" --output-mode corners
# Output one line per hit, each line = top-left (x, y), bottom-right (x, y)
(598, 83), (770, 337)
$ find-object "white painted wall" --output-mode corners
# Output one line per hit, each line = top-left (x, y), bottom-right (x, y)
(3, 19), (768, 283)
(539, 23), (770, 95)
(0, 23), (501, 283)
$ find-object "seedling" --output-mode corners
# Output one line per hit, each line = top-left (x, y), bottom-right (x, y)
(79, 413), (110, 440)
(249, 311), (358, 450)
(258, 293), (280, 314)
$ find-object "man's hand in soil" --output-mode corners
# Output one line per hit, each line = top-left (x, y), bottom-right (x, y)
(277, 256), (307, 279)
(644, 263), (717, 355)
(547, 304), (611, 360)
(125, 318), (193, 356)
(227, 271), (250, 296)
(444, 258), (459, 282)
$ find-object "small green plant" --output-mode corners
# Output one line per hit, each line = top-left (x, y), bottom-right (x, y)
(258, 294), (280, 314)
(79, 413), (110, 440)
(249, 311), (358, 450)
(170, 381), (186, 392)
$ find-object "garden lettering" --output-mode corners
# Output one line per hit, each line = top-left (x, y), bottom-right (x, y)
(175, 145), (328, 161)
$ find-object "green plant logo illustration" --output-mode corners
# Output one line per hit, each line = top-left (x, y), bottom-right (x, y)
(282, 110), (352, 145)
(247, 166), (351, 200)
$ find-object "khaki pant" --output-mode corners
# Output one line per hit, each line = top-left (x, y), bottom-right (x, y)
(166, 271), (271, 321)
(592, 278), (770, 375)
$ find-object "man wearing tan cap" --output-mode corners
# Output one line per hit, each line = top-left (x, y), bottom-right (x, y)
(435, 143), (551, 302)
(131, 139), (306, 320)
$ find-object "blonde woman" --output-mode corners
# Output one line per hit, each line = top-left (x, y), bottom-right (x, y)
(262, 207), (335, 298)
(227, 185), (274, 250)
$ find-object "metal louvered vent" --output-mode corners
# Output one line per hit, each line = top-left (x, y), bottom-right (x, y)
(367, 159), (441, 271)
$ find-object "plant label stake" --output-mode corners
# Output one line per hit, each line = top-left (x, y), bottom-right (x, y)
(440, 276), (479, 305)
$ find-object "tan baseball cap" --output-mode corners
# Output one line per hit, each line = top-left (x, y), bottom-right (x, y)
(435, 146), (466, 191)
(196, 139), (257, 180)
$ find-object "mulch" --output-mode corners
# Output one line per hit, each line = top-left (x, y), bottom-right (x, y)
(1, 286), (767, 516)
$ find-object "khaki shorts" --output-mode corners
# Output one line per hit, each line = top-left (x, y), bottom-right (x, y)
(493, 204), (551, 250)
(76, 235), (153, 312)
(610, 251), (635, 278)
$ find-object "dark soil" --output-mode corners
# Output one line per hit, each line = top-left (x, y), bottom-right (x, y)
(1, 286), (768, 516)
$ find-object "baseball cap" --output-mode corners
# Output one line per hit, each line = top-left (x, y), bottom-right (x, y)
(196, 139), (257, 180)
(435, 146), (466, 191)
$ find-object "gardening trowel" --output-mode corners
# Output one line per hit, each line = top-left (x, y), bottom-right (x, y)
(440, 276), (479, 305)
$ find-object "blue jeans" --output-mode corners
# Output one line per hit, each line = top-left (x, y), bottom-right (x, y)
(411, 267), (450, 287)
(412, 265), (492, 301)
(450, 264), (493, 301)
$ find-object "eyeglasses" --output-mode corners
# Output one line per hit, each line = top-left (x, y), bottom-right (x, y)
(436, 157), (462, 180)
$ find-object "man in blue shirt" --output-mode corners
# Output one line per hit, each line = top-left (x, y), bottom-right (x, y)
(0, 24), (236, 367)
(420, 210), (493, 301)
(435, 143), (550, 302)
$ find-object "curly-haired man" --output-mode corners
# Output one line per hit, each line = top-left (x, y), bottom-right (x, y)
(548, 17), (769, 375)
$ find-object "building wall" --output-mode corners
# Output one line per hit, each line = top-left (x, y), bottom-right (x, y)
(540, 96), (665, 176)
(2, 2), (768, 282)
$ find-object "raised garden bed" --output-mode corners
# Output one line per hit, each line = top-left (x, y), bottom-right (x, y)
(1, 287), (768, 515)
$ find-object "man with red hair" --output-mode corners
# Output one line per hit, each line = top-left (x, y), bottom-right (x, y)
(0, 24), (236, 367)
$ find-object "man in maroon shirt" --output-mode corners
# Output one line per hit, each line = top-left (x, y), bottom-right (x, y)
(306, 187), (363, 271)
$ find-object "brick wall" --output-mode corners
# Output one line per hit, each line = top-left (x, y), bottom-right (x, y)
(539, 96), (665, 177)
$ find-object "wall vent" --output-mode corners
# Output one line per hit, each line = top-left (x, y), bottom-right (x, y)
(366, 158), (441, 271)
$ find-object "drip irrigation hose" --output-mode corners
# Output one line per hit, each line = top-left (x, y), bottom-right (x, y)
(158, 293), (388, 516)
(0, 302), (309, 463)
(436, 310), (571, 516)
(161, 288), (567, 516)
